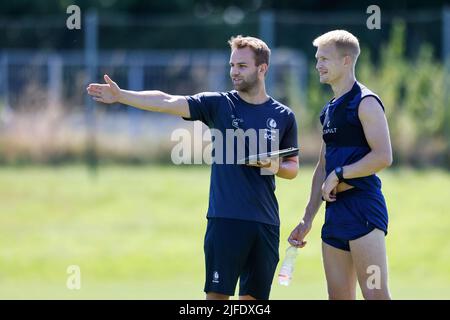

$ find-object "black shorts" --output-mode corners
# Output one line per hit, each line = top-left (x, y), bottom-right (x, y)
(203, 217), (279, 300)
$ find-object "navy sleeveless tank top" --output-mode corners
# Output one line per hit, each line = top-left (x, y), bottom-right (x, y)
(319, 81), (385, 194)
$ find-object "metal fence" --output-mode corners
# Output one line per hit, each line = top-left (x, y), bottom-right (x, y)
(0, 48), (307, 106)
(0, 48), (307, 139)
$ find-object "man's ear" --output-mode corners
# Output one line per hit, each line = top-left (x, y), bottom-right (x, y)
(259, 63), (268, 75)
(344, 55), (353, 66)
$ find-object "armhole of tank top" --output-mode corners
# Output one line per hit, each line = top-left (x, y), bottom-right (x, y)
(360, 94), (385, 112)
(350, 94), (385, 126)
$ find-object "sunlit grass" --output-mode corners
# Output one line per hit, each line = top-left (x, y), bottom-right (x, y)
(0, 165), (449, 299)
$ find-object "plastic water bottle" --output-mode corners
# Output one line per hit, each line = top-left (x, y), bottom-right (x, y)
(278, 246), (298, 286)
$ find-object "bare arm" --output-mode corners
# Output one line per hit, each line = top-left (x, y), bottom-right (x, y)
(258, 156), (299, 179)
(303, 142), (326, 223)
(86, 74), (190, 118)
(249, 155), (299, 179)
(288, 142), (325, 247)
(276, 156), (299, 180)
(342, 96), (393, 178)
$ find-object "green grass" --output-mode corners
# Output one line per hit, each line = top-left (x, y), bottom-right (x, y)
(0, 165), (449, 299)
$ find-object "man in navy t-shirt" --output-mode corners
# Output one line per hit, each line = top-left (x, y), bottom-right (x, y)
(288, 30), (392, 300)
(87, 35), (299, 300)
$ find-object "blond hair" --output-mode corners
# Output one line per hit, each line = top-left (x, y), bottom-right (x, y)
(313, 30), (360, 62)
(228, 35), (271, 66)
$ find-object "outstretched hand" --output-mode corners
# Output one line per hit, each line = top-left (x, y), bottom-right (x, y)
(86, 74), (121, 104)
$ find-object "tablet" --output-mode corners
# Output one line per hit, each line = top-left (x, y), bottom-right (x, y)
(238, 147), (299, 164)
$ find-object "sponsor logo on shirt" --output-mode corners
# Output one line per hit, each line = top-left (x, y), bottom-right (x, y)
(231, 115), (244, 129)
(323, 108), (337, 134)
(323, 127), (337, 134)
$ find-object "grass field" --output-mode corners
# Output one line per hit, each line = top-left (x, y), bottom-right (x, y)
(0, 165), (449, 299)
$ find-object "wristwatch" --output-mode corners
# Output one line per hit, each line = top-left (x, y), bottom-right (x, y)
(335, 166), (344, 182)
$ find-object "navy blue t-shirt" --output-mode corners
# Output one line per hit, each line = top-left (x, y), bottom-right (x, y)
(183, 90), (298, 226)
(319, 81), (385, 194)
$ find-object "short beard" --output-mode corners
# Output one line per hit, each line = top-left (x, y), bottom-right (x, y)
(233, 72), (259, 93)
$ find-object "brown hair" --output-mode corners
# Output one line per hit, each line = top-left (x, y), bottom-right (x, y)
(313, 30), (360, 62)
(228, 35), (271, 66)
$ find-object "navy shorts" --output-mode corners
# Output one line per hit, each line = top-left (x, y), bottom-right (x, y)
(321, 188), (388, 251)
(203, 217), (279, 300)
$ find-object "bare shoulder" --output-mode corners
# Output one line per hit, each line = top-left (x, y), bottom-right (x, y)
(358, 96), (385, 121)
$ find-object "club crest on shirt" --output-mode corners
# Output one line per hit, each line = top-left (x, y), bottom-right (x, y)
(212, 271), (220, 283)
(266, 118), (277, 129)
(265, 118), (277, 141)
